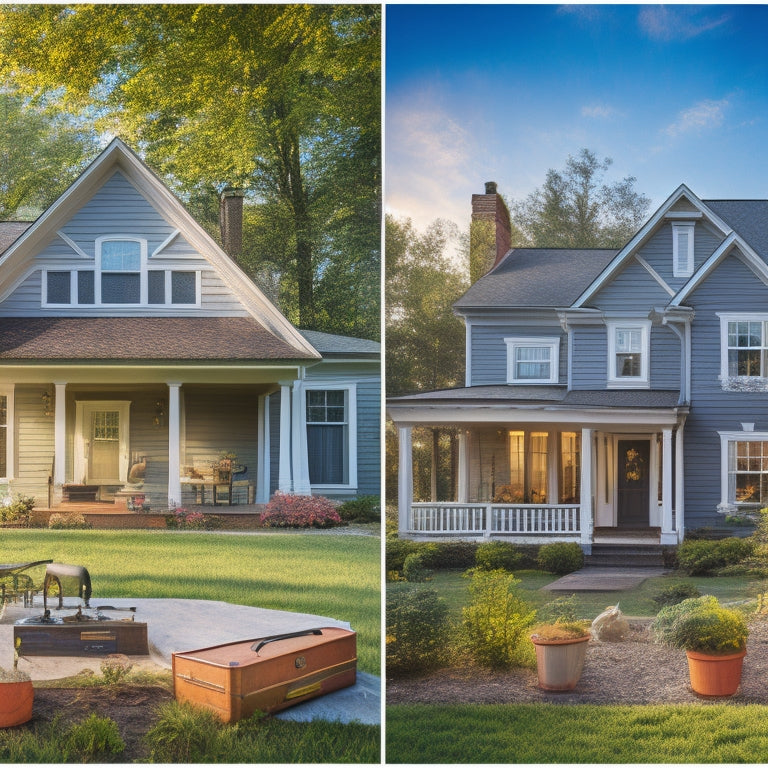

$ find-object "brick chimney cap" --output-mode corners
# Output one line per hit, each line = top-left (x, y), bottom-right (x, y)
(485, 181), (498, 195)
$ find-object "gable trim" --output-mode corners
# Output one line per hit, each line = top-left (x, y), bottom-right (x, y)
(57, 231), (90, 259)
(634, 254), (675, 297)
(574, 184), (733, 307)
(152, 229), (181, 258)
(669, 233), (768, 307)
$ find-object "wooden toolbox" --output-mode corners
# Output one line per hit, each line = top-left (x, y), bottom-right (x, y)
(172, 627), (356, 722)
(14, 621), (148, 655)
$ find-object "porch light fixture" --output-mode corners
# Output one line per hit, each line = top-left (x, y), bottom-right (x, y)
(41, 390), (52, 417)
(154, 399), (166, 427)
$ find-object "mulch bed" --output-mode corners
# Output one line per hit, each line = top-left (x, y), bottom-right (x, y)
(23, 684), (173, 762)
(387, 618), (768, 706)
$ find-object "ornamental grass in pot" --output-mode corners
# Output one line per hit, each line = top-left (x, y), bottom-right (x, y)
(651, 595), (748, 697)
(530, 620), (591, 691)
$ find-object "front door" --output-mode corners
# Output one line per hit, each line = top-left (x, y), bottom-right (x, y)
(74, 401), (131, 485)
(616, 439), (650, 527)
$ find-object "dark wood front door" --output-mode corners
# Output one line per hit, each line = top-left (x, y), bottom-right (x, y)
(617, 439), (650, 527)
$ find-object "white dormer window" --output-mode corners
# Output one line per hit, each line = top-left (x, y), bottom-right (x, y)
(505, 337), (560, 384)
(607, 320), (650, 388)
(98, 238), (143, 304)
(672, 223), (695, 278)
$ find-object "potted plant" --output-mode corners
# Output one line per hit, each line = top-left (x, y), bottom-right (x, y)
(652, 595), (748, 697)
(0, 637), (33, 727)
(530, 620), (591, 691)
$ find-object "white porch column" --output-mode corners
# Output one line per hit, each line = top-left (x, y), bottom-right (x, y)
(661, 427), (676, 545)
(457, 431), (468, 503)
(675, 425), (685, 543)
(278, 383), (293, 492)
(291, 379), (311, 495)
(398, 426), (413, 535)
(167, 382), (182, 508)
(580, 428), (593, 551)
(256, 394), (270, 504)
(54, 382), (67, 487)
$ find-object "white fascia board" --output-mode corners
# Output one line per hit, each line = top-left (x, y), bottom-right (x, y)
(386, 402), (683, 428)
(669, 234), (768, 307)
(574, 184), (729, 308)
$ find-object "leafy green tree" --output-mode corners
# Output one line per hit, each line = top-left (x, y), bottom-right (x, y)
(0, 91), (99, 219)
(0, 4), (380, 336)
(511, 148), (651, 248)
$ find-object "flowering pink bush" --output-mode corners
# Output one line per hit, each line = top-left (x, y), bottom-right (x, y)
(261, 493), (342, 528)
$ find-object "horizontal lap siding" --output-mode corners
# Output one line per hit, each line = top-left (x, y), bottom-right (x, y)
(591, 258), (671, 310)
(470, 324), (566, 385)
(353, 377), (381, 496)
(14, 385), (54, 503)
(0, 171), (249, 316)
(650, 325), (681, 390)
(571, 325), (606, 389)
(685, 256), (768, 527)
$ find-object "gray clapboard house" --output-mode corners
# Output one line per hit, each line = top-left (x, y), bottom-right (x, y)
(389, 182), (768, 549)
(0, 138), (380, 512)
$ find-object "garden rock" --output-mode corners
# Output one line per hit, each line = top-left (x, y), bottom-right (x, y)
(591, 604), (630, 642)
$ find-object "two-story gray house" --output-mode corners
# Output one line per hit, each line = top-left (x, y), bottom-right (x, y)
(0, 138), (380, 513)
(389, 182), (768, 550)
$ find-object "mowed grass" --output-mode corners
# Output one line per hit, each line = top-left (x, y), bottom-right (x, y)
(428, 569), (759, 620)
(386, 703), (768, 763)
(1, 530), (380, 674)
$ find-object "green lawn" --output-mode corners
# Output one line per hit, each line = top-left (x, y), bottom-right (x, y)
(1, 530), (380, 674)
(428, 568), (760, 621)
(386, 703), (768, 763)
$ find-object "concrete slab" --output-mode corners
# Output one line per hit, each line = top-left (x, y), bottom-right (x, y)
(0, 598), (380, 725)
(543, 567), (667, 592)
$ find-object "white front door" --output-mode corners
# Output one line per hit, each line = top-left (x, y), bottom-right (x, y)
(74, 401), (131, 485)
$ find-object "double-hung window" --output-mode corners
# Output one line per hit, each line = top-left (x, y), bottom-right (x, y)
(305, 386), (357, 488)
(99, 239), (142, 304)
(607, 321), (650, 387)
(672, 223), (695, 278)
(720, 316), (768, 379)
(504, 337), (560, 384)
(719, 432), (768, 509)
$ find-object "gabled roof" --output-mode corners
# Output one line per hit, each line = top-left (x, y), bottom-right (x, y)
(299, 330), (380, 358)
(0, 222), (32, 254)
(0, 138), (319, 360)
(704, 200), (768, 258)
(454, 248), (617, 310)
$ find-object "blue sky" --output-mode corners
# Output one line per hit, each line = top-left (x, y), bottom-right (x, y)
(385, 4), (768, 235)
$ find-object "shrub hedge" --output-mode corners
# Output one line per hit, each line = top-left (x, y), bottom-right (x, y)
(537, 542), (584, 575)
(676, 537), (755, 576)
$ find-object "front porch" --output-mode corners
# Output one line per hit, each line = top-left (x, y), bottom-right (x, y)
(391, 394), (688, 549)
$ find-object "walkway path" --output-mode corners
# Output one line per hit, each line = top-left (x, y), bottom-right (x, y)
(543, 566), (668, 592)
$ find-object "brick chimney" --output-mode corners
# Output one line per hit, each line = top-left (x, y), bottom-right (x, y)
(219, 188), (244, 257)
(469, 181), (512, 282)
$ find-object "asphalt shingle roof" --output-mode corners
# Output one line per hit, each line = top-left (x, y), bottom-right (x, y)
(0, 222), (33, 255)
(454, 248), (618, 309)
(299, 329), (380, 356)
(704, 200), (768, 259)
(0, 317), (312, 361)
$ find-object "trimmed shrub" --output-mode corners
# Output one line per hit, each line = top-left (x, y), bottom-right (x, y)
(48, 512), (92, 530)
(0, 494), (35, 526)
(475, 541), (523, 572)
(386, 538), (422, 573)
(65, 714), (125, 762)
(386, 585), (450, 676)
(422, 540), (479, 570)
(537, 594), (579, 624)
(537, 542), (584, 575)
(653, 582), (701, 608)
(402, 552), (432, 583)
(260, 493), (342, 528)
(651, 595), (718, 646)
(676, 537), (755, 576)
(337, 495), (380, 523)
(462, 569), (536, 669)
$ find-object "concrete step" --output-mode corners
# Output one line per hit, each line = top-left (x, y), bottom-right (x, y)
(586, 545), (665, 569)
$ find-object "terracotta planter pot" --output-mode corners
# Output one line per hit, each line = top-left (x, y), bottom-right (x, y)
(531, 634), (589, 691)
(0, 679), (34, 727)
(686, 648), (746, 697)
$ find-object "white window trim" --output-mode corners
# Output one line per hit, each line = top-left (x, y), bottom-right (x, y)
(606, 320), (651, 388)
(303, 382), (357, 491)
(0, 385), (14, 482)
(504, 336), (560, 385)
(672, 223), (695, 278)
(718, 313), (768, 383)
(718, 430), (768, 510)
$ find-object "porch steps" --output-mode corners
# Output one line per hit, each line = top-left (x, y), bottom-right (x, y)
(585, 543), (666, 569)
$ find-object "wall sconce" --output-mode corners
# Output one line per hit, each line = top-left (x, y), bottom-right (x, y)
(153, 399), (166, 427)
(41, 390), (52, 417)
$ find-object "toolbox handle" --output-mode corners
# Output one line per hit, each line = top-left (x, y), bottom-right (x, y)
(251, 629), (322, 654)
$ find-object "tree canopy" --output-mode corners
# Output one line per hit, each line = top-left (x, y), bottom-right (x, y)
(0, 4), (380, 338)
(510, 148), (651, 249)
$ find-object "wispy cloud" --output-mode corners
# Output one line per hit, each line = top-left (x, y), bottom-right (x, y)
(581, 104), (620, 120)
(638, 6), (730, 42)
(664, 99), (729, 137)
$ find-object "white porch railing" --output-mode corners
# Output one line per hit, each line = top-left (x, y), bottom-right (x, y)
(410, 502), (581, 537)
